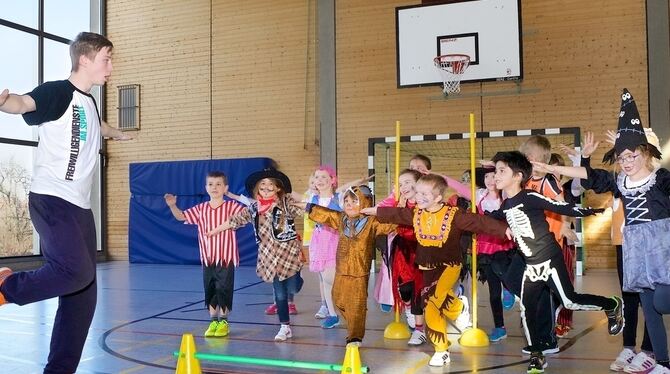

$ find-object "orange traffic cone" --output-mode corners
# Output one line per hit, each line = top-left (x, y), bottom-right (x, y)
(175, 333), (202, 374)
(341, 343), (362, 374)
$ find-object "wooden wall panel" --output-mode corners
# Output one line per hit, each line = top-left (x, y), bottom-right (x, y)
(106, 0), (648, 268)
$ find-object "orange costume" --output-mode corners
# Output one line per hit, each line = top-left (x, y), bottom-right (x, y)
(307, 186), (397, 344)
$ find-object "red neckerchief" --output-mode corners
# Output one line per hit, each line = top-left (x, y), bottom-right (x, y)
(257, 196), (276, 215)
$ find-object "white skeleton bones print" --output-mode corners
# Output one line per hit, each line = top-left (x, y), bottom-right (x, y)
(503, 203), (534, 257)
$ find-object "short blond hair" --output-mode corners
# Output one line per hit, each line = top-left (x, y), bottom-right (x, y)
(417, 174), (448, 197)
(519, 135), (552, 163)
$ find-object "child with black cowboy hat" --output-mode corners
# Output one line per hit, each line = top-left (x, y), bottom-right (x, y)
(534, 88), (670, 373)
(208, 167), (304, 342)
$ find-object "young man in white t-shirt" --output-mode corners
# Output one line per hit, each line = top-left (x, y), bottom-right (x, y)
(0, 32), (130, 373)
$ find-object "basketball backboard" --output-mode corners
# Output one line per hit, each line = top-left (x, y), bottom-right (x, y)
(396, 0), (522, 88)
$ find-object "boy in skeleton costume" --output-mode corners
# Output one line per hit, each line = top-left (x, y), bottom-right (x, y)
(489, 151), (624, 374)
(363, 174), (509, 367)
(535, 89), (670, 373)
(304, 185), (397, 346)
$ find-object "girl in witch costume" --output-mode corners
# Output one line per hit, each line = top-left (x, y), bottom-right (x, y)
(533, 89), (670, 373)
(299, 185), (397, 346)
(208, 168), (304, 342)
(364, 174), (510, 368)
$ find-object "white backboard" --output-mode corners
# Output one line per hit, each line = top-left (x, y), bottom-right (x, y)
(396, 0), (522, 88)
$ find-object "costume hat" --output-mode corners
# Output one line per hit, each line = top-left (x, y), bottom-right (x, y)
(474, 166), (495, 189)
(339, 185), (373, 210)
(245, 168), (292, 196)
(603, 88), (661, 164)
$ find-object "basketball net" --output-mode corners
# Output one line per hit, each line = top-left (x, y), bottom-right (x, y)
(433, 54), (470, 95)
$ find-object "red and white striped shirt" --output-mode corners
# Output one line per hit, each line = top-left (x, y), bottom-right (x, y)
(183, 201), (244, 266)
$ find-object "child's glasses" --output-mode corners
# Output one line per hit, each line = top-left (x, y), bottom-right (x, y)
(615, 153), (640, 164)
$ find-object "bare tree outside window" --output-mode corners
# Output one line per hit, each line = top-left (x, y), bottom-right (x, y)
(0, 157), (33, 257)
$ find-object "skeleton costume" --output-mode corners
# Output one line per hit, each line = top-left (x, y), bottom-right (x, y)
(307, 186), (397, 343)
(489, 189), (617, 348)
(580, 89), (670, 365)
(377, 204), (507, 353)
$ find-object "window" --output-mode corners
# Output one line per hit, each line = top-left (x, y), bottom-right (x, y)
(118, 84), (141, 130)
(0, 1), (104, 258)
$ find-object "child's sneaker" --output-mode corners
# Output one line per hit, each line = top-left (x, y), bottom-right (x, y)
(407, 330), (427, 346)
(404, 307), (416, 329)
(606, 296), (625, 336)
(527, 352), (548, 373)
(288, 303), (298, 315)
(624, 351), (656, 374)
(214, 320), (229, 337)
(610, 348), (636, 372)
(265, 303), (278, 315)
(502, 287), (515, 310)
(522, 341), (559, 355)
(428, 351), (450, 366)
(321, 315), (340, 329)
(649, 364), (670, 374)
(315, 305), (329, 319)
(274, 324), (292, 341)
(453, 295), (472, 332)
(346, 338), (362, 347)
(0, 267), (12, 306)
(380, 304), (393, 313)
(204, 321), (218, 337)
(488, 327), (507, 342)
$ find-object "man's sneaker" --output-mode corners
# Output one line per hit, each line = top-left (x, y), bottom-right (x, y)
(502, 287), (515, 310)
(555, 324), (570, 338)
(610, 348), (636, 372)
(606, 296), (625, 336)
(488, 327), (507, 342)
(522, 341), (559, 355)
(624, 351), (656, 374)
(265, 303), (278, 315)
(407, 330), (427, 346)
(453, 295), (472, 332)
(405, 307), (416, 329)
(321, 315), (340, 329)
(649, 364), (670, 374)
(527, 352), (548, 373)
(0, 267), (12, 306)
(204, 321), (218, 337)
(315, 305), (329, 319)
(214, 320), (229, 337)
(428, 351), (450, 367)
(288, 303), (298, 315)
(274, 324), (292, 341)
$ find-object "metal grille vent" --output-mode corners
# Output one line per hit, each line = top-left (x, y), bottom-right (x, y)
(117, 84), (140, 130)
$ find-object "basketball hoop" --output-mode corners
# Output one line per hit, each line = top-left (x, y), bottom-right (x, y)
(433, 54), (470, 95)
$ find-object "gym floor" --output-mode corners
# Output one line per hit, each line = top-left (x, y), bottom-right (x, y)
(0, 262), (663, 373)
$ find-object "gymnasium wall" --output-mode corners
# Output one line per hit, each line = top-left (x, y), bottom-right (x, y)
(105, 0), (648, 268)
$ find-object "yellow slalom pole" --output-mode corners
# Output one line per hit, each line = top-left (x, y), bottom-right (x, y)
(459, 113), (490, 347)
(384, 120), (410, 340)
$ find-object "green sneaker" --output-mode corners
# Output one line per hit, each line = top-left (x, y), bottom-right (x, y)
(215, 320), (229, 337)
(204, 321), (218, 337)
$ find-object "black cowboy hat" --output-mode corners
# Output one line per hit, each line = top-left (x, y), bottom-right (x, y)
(474, 166), (495, 189)
(245, 168), (293, 196)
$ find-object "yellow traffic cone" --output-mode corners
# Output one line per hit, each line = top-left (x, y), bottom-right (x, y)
(176, 333), (202, 374)
(341, 343), (362, 374)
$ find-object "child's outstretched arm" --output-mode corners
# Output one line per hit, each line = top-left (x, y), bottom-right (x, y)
(307, 204), (342, 230)
(336, 174), (375, 194)
(206, 221), (231, 237)
(101, 120), (132, 140)
(526, 191), (604, 217)
(0, 89), (36, 114)
(164, 193), (186, 221)
(226, 191), (252, 206)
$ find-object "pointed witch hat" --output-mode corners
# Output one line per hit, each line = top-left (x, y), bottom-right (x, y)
(603, 88), (662, 164)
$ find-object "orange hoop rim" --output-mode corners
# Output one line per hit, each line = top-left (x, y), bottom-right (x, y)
(433, 54), (470, 64)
